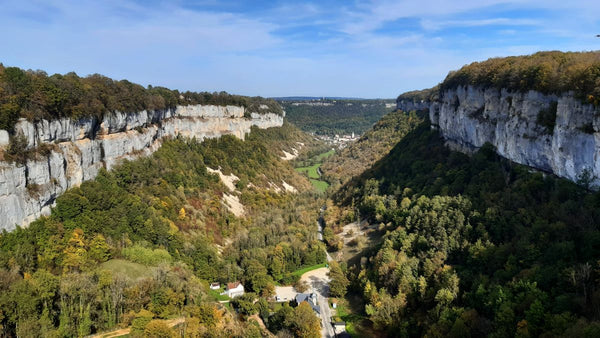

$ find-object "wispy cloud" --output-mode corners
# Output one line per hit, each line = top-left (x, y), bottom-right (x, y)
(420, 18), (540, 31)
(0, 0), (598, 97)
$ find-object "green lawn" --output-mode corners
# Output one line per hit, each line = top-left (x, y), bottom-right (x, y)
(333, 298), (374, 338)
(99, 259), (155, 280)
(295, 163), (321, 179)
(208, 288), (231, 302)
(309, 179), (329, 192)
(315, 149), (335, 161)
(295, 149), (334, 193)
(290, 262), (327, 278)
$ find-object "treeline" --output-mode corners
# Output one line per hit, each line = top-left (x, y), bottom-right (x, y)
(334, 120), (600, 336)
(396, 85), (439, 102)
(0, 123), (324, 336)
(0, 64), (282, 131)
(440, 51), (600, 104)
(281, 99), (393, 136)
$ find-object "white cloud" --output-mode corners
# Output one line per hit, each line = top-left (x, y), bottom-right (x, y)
(420, 18), (540, 31)
(0, 0), (599, 98)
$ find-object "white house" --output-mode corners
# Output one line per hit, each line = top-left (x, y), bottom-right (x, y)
(222, 281), (245, 298)
(210, 282), (221, 290)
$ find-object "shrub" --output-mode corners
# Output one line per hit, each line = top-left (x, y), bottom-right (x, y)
(122, 244), (172, 266)
(130, 309), (154, 337)
(294, 279), (309, 293)
(5, 133), (29, 164)
(144, 320), (175, 338)
(536, 101), (558, 134)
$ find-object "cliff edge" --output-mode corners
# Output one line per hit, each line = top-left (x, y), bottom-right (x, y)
(0, 104), (283, 231)
(397, 51), (600, 188)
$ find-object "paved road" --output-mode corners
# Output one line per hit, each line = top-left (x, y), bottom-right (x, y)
(319, 293), (334, 338)
(315, 205), (336, 337)
(301, 268), (335, 338)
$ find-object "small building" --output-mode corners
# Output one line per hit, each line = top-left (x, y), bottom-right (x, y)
(332, 320), (348, 337)
(331, 299), (338, 309)
(209, 282), (221, 290)
(221, 281), (245, 298)
(295, 293), (320, 317)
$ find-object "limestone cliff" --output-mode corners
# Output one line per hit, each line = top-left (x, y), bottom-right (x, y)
(398, 85), (600, 187)
(0, 105), (283, 231)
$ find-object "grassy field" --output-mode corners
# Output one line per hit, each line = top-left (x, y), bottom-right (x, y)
(315, 149), (334, 161)
(296, 164), (321, 179)
(99, 259), (155, 280)
(295, 149), (334, 192)
(333, 298), (374, 338)
(309, 179), (329, 192)
(290, 262), (327, 278)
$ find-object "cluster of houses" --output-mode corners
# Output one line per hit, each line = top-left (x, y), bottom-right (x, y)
(294, 293), (348, 337)
(316, 133), (359, 149)
(212, 281), (349, 337)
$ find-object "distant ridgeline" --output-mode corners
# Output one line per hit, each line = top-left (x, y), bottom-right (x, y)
(0, 63), (283, 132)
(280, 98), (395, 136)
(0, 64), (285, 231)
(396, 51), (600, 187)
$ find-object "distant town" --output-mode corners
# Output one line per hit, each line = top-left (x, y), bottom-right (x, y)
(316, 132), (360, 149)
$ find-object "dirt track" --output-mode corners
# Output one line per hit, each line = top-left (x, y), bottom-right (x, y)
(89, 317), (185, 338)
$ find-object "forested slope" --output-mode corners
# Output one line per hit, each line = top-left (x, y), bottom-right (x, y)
(0, 123), (325, 337)
(332, 120), (600, 337)
(321, 110), (424, 188)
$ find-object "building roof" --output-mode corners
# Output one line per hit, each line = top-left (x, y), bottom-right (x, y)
(227, 281), (241, 290)
(295, 293), (320, 315)
(211, 282), (220, 286)
(295, 293), (310, 303)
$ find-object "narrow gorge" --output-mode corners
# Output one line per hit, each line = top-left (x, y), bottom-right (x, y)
(0, 105), (283, 231)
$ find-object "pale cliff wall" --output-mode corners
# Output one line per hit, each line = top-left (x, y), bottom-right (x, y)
(0, 105), (283, 231)
(395, 98), (431, 112)
(397, 85), (600, 187)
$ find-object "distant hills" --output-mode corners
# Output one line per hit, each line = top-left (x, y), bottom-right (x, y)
(280, 98), (396, 136)
(272, 96), (392, 101)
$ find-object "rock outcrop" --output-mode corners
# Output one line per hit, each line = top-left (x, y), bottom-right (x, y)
(0, 105), (283, 231)
(395, 98), (431, 112)
(399, 85), (600, 187)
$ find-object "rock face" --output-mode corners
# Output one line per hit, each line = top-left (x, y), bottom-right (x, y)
(0, 105), (283, 231)
(396, 98), (431, 112)
(398, 85), (600, 187)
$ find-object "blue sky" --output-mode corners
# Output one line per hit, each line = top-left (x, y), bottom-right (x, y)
(1, 0), (599, 98)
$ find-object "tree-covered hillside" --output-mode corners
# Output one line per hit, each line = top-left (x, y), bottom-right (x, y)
(329, 120), (600, 337)
(321, 110), (424, 188)
(281, 99), (394, 136)
(0, 123), (324, 337)
(0, 64), (283, 132)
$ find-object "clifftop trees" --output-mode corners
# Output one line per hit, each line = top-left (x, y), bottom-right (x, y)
(440, 51), (600, 104)
(0, 64), (283, 132)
